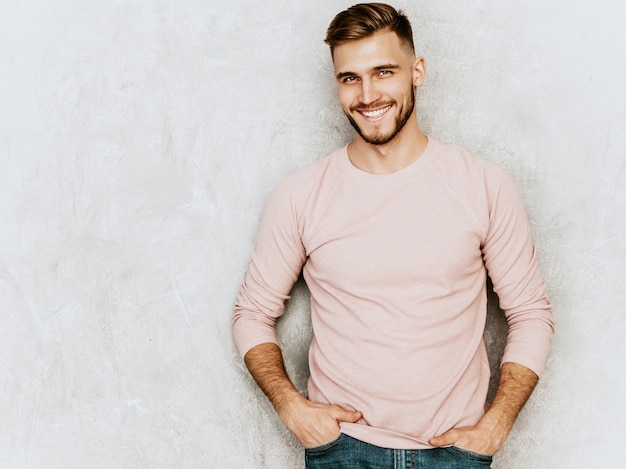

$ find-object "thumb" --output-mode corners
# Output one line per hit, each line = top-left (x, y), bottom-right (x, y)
(334, 407), (362, 423)
(429, 429), (458, 448)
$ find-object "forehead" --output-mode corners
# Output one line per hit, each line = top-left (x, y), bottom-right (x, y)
(332, 30), (413, 73)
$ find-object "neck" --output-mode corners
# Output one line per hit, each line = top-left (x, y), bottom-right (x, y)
(347, 118), (428, 175)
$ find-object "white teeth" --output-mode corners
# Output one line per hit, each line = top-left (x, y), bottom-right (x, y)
(361, 106), (391, 118)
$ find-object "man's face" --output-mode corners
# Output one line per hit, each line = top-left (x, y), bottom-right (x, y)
(332, 31), (421, 146)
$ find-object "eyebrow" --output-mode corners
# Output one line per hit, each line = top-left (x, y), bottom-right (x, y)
(335, 63), (401, 80)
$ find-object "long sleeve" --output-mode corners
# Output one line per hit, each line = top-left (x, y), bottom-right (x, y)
(232, 177), (307, 358)
(481, 169), (554, 376)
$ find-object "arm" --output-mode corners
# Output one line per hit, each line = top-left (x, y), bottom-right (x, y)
(429, 361), (538, 454)
(432, 168), (553, 454)
(244, 342), (362, 448)
(233, 177), (360, 446)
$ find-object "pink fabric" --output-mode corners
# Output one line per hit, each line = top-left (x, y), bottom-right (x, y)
(232, 137), (554, 449)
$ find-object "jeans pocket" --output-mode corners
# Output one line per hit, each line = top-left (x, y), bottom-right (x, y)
(449, 446), (493, 462)
(304, 433), (344, 453)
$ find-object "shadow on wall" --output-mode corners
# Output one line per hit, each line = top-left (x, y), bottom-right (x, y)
(484, 277), (508, 402)
(277, 276), (508, 402)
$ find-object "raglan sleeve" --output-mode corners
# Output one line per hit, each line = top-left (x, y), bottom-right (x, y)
(231, 175), (307, 358)
(481, 167), (555, 377)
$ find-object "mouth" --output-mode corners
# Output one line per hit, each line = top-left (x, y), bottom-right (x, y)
(356, 105), (392, 121)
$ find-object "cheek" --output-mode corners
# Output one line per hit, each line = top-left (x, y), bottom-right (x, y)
(365, 81), (399, 102)
(338, 89), (358, 110)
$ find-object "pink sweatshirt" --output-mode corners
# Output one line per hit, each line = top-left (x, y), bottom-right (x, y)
(232, 137), (554, 449)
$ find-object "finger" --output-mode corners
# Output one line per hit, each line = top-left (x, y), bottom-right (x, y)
(429, 429), (458, 447)
(331, 407), (362, 423)
(342, 410), (362, 423)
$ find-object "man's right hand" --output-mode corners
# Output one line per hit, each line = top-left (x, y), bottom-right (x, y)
(278, 396), (362, 448)
(243, 343), (361, 448)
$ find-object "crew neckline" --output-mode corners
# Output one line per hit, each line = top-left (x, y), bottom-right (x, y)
(338, 136), (436, 185)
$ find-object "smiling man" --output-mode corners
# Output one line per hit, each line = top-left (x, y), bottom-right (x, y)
(232, 3), (554, 468)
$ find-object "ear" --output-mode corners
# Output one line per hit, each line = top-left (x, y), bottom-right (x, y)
(412, 56), (426, 88)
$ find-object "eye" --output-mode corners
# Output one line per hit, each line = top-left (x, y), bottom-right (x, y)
(379, 70), (392, 77)
(342, 76), (358, 84)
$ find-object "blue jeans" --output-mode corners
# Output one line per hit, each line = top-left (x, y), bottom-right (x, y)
(305, 434), (492, 468)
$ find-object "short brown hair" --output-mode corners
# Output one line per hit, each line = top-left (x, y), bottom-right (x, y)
(325, 3), (415, 56)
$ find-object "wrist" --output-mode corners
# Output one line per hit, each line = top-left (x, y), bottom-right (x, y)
(275, 392), (308, 425)
(476, 408), (512, 450)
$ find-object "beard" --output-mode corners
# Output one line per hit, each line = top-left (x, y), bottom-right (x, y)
(344, 89), (416, 146)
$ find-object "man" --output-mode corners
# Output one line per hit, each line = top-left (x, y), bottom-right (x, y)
(232, 3), (554, 468)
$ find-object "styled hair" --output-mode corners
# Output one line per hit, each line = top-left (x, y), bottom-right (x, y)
(325, 3), (415, 56)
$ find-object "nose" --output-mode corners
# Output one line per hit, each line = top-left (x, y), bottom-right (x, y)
(359, 78), (381, 105)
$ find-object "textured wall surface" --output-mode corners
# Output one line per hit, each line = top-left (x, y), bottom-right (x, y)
(1, 0), (625, 467)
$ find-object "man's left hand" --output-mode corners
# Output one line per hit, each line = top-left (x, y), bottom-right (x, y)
(428, 423), (506, 456)
(430, 362), (541, 456)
